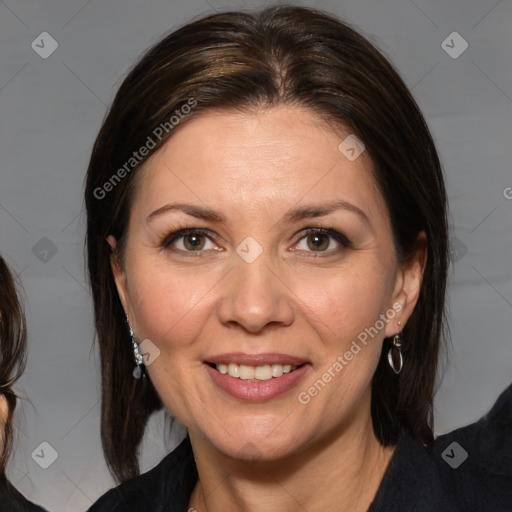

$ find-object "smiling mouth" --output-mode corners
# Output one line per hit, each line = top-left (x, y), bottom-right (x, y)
(206, 362), (305, 381)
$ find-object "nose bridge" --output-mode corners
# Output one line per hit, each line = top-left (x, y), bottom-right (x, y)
(217, 241), (294, 332)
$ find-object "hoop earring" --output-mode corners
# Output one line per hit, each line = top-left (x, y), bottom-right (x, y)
(387, 321), (403, 374)
(128, 319), (144, 379)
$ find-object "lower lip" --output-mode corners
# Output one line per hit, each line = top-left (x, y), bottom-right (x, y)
(205, 363), (311, 402)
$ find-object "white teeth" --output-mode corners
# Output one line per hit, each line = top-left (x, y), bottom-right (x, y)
(239, 365), (255, 380)
(271, 364), (283, 377)
(228, 363), (240, 378)
(215, 362), (299, 381)
(255, 365), (272, 380)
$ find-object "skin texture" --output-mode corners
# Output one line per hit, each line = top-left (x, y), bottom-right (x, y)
(109, 105), (426, 511)
(0, 395), (7, 444)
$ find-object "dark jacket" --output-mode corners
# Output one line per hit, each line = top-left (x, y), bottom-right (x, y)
(0, 476), (48, 512)
(88, 383), (512, 512)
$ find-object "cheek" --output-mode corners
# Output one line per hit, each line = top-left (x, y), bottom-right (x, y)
(294, 259), (393, 344)
(127, 261), (217, 350)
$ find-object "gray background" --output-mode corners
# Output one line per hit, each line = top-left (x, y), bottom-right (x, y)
(0, 0), (511, 510)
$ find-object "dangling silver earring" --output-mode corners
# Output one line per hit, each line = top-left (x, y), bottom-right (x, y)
(128, 319), (144, 379)
(387, 321), (403, 374)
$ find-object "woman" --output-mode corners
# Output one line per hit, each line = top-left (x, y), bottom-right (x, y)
(0, 256), (48, 511)
(85, 6), (511, 511)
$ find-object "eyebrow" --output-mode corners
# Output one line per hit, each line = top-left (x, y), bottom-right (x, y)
(282, 200), (371, 227)
(147, 199), (371, 227)
(147, 203), (225, 223)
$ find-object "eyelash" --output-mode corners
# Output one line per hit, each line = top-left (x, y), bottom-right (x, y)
(160, 225), (352, 257)
(297, 228), (352, 255)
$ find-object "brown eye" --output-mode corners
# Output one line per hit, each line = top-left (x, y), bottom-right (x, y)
(307, 233), (330, 251)
(183, 233), (206, 251)
(163, 229), (216, 252)
(295, 228), (352, 254)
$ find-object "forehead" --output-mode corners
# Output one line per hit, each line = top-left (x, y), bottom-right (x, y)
(131, 105), (388, 222)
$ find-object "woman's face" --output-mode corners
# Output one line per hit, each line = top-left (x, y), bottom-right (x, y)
(110, 105), (424, 461)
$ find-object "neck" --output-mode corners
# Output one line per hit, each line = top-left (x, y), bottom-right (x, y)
(188, 400), (395, 512)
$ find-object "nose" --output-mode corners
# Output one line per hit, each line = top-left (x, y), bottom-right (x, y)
(216, 252), (295, 334)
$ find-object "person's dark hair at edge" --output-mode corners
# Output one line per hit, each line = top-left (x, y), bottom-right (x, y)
(85, 5), (448, 483)
(0, 256), (27, 480)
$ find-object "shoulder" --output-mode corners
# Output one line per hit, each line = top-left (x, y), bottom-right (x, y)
(371, 382), (512, 512)
(87, 436), (197, 512)
(0, 476), (48, 512)
(431, 382), (512, 510)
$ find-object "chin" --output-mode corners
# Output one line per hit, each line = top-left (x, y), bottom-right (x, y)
(206, 427), (305, 463)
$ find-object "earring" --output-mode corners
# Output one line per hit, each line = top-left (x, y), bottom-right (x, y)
(128, 319), (144, 379)
(387, 321), (403, 374)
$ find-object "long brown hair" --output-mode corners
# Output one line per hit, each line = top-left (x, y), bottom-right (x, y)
(85, 5), (448, 483)
(0, 256), (27, 477)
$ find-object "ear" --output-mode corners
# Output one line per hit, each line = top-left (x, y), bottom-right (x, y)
(384, 231), (427, 337)
(106, 235), (133, 324)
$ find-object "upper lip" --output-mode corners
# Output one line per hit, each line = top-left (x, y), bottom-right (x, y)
(205, 353), (309, 366)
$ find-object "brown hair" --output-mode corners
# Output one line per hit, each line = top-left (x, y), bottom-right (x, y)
(0, 256), (27, 477)
(85, 5), (448, 483)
